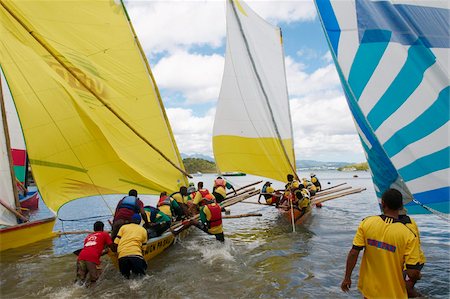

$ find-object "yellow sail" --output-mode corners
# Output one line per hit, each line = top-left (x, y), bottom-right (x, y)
(0, 1), (188, 213)
(213, 0), (296, 183)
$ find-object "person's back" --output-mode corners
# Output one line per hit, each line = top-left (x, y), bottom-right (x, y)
(76, 221), (112, 286)
(114, 214), (148, 279)
(201, 202), (223, 235)
(114, 190), (143, 222)
(354, 215), (420, 298)
(115, 222), (147, 260)
(212, 177), (235, 203)
(143, 205), (171, 238)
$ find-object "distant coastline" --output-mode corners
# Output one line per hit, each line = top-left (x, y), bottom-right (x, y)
(181, 153), (368, 173)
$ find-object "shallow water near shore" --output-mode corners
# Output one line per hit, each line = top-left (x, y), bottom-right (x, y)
(1, 171), (449, 298)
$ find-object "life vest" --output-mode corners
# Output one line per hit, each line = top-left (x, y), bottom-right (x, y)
(214, 178), (226, 188)
(157, 195), (171, 207)
(144, 206), (159, 222)
(170, 192), (184, 204)
(200, 193), (215, 207)
(118, 196), (140, 212)
(207, 203), (222, 228)
(199, 189), (210, 197)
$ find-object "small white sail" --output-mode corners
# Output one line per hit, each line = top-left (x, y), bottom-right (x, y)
(213, 0), (296, 183)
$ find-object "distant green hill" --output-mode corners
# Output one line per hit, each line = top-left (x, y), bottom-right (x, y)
(183, 158), (217, 174)
(338, 162), (369, 171)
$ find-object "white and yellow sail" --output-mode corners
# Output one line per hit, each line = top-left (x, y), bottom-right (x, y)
(213, 0), (296, 183)
(0, 1), (188, 213)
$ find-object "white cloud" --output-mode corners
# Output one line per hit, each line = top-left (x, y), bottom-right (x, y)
(285, 56), (342, 97)
(244, 1), (317, 23)
(322, 51), (333, 63)
(126, 0), (316, 54)
(153, 51), (224, 104)
(126, 1), (226, 54)
(290, 95), (364, 162)
(166, 107), (216, 155)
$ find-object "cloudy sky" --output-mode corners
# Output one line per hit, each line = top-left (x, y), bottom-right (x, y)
(126, 0), (366, 163)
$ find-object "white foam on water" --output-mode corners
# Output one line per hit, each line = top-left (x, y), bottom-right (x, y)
(127, 274), (152, 291)
(181, 238), (236, 264)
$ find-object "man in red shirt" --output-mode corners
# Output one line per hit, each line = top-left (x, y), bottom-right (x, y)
(75, 221), (113, 287)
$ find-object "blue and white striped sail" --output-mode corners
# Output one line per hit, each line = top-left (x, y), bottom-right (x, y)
(315, 0), (449, 214)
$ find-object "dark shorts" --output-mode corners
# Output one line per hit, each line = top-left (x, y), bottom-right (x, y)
(118, 256), (147, 279)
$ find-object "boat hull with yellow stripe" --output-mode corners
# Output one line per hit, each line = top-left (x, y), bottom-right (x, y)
(0, 217), (56, 252)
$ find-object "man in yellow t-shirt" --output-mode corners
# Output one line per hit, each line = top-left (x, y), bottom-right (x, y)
(341, 189), (422, 298)
(113, 214), (148, 279)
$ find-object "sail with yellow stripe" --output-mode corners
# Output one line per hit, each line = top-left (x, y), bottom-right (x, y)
(213, 0), (296, 183)
(0, 0), (188, 213)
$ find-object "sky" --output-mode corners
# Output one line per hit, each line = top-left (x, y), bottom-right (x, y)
(125, 0), (366, 163)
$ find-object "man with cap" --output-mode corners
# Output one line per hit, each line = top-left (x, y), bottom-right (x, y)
(310, 173), (322, 191)
(112, 213), (148, 279)
(258, 181), (281, 206)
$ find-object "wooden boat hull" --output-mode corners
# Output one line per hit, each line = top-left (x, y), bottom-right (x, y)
(19, 191), (39, 210)
(0, 217), (56, 251)
(108, 231), (175, 269)
(277, 207), (312, 225)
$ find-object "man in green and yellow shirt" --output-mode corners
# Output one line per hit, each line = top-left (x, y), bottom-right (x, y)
(341, 189), (422, 298)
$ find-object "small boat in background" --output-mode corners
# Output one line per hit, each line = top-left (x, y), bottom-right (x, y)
(18, 191), (39, 210)
(222, 172), (246, 177)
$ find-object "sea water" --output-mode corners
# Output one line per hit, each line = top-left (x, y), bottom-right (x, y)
(0, 170), (449, 298)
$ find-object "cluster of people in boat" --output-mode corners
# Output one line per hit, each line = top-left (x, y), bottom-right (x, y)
(75, 177), (236, 285)
(258, 173), (322, 222)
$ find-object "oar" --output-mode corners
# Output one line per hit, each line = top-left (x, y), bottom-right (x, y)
(311, 188), (366, 205)
(289, 196), (296, 233)
(240, 201), (272, 206)
(225, 187), (256, 199)
(222, 213), (262, 219)
(226, 180), (263, 196)
(0, 198), (28, 222)
(317, 182), (347, 192)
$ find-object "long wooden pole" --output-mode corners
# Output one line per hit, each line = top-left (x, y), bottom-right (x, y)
(289, 196), (296, 232)
(0, 2), (191, 179)
(226, 180), (263, 196)
(311, 188), (366, 205)
(317, 182), (347, 193)
(222, 213), (262, 219)
(0, 198), (28, 222)
(312, 186), (352, 198)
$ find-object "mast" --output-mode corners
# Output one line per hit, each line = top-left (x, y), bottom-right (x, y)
(229, 0), (298, 180)
(0, 74), (22, 214)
